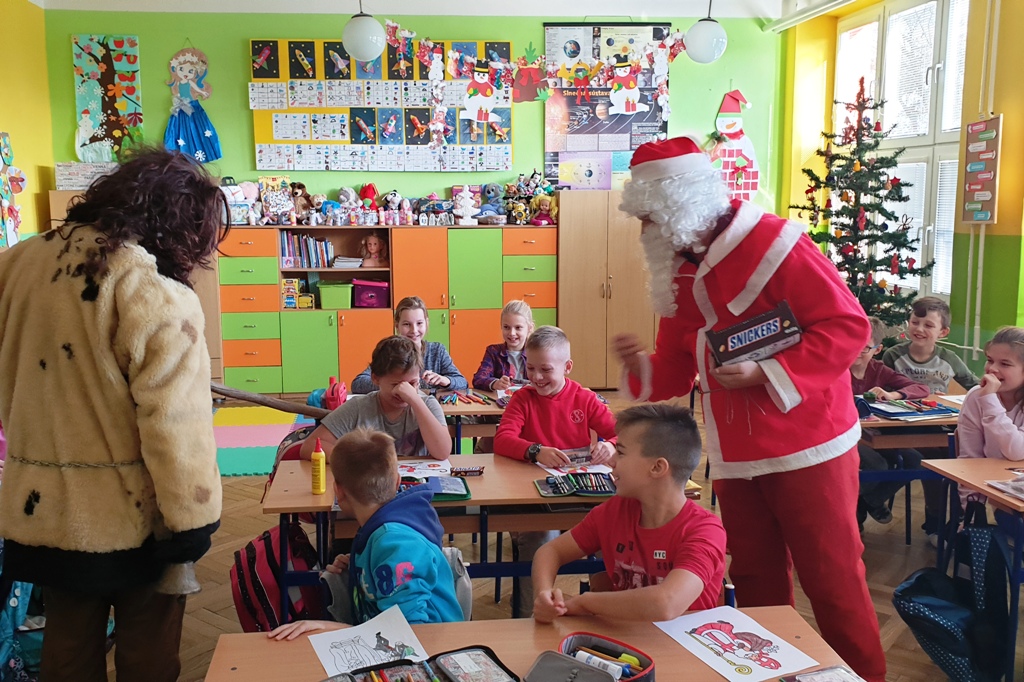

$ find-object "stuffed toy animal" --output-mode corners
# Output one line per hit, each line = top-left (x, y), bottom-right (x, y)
(478, 183), (504, 216)
(381, 189), (403, 211)
(338, 186), (360, 209)
(290, 182), (313, 219)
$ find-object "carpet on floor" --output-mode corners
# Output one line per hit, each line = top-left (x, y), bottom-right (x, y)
(213, 407), (314, 476)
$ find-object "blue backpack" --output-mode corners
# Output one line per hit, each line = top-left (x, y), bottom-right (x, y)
(893, 504), (1012, 682)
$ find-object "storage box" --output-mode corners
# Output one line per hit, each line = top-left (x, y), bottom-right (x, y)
(319, 283), (353, 310)
(352, 279), (390, 308)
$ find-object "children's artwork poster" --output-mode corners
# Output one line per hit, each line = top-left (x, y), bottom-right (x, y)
(544, 24), (675, 188)
(0, 132), (24, 249)
(706, 90), (761, 202)
(248, 35), (514, 172)
(72, 35), (142, 163)
(654, 606), (819, 682)
(307, 606), (427, 676)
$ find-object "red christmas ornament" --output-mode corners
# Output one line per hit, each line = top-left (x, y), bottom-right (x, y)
(825, 198), (833, 209)
(908, 257), (916, 269)
(891, 177), (901, 187)
(890, 254), (899, 274)
(893, 285), (901, 295)
(841, 244), (855, 256)
(857, 207), (866, 231)
(874, 120), (882, 132)
(866, 272), (874, 285)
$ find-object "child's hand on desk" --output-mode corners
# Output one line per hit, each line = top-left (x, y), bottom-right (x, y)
(611, 333), (648, 376)
(711, 361), (767, 389)
(868, 387), (902, 401)
(979, 373), (1002, 396)
(538, 446), (571, 468)
(590, 441), (614, 465)
(267, 619), (339, 640)
(324, 553), (350, 575)
(393, 381), (421, 406)
(533, 588), (568, 623)
(562, 593), (595, 617)
(491, 376), (513, 391)
(421, 370), (450, 387)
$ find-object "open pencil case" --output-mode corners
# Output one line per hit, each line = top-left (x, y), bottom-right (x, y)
(558, 632), (655, 681)
(345, 645), (520, 682)
(534, 473), (616, 497)
(399, 475), (472, 501)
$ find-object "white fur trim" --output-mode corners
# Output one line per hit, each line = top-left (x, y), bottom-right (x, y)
(692, 278), (723, 461)
(631, 153), (714, 183)
(708, 421), (861, 479)
(759, 357), (803, 413)
(619, 353), (653, 402)
(726, 220), (804, 317)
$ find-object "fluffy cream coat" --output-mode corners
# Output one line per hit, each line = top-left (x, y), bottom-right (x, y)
(0, 225), (222, 553)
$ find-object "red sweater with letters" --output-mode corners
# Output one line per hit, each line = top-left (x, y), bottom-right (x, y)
(494, 380), (617, 461)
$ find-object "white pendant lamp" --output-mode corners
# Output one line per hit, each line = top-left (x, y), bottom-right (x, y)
(686, 0), (728, 64)
(342, 0), (386, 63)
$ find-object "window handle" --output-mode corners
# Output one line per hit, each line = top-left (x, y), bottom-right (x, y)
(925, 65), (934, 86)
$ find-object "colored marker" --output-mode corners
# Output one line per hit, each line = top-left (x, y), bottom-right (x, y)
(422, 660), (442, 682)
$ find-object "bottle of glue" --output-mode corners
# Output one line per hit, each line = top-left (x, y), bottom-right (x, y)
(311, 437), (326, 495)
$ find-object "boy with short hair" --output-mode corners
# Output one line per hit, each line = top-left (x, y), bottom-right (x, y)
(494, 325), (618, 615)
(268, 428), (463, 640)
(882, 297), (978, 394)
(532, 404), (726, 623)
(852, 317), (928, 529)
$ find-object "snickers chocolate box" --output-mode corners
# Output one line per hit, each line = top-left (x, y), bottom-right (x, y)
(707, 301), (802, 366)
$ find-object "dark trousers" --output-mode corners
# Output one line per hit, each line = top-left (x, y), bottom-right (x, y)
(858, 444), (922, 510)
(40, 584), (186, 682)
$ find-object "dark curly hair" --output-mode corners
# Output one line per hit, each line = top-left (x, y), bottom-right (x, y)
(61, 147), (228, 287)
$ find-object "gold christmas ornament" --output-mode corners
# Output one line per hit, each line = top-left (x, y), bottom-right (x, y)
(853, 160), (861, 172)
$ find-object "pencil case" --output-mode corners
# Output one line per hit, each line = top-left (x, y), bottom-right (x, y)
(534, 473), (616, 497)
(347, 645), (520, 681)
(525, 651), (617, 681)
(559, 632), (655, 681)
(399, 475), (472, 502)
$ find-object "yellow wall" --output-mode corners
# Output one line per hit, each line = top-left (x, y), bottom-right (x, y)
(780, 16), (836, 220)
(1, 0), (54, 237)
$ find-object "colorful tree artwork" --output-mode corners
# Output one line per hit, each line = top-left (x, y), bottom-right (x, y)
(72, 35), (143, 162)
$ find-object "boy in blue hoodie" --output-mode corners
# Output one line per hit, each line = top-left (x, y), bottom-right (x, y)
(268, 428), (463, 640)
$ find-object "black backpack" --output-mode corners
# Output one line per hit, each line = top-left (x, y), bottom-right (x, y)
(893, 504), (1012, 682)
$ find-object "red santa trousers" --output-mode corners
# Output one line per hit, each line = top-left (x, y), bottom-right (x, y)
(713, 448), (886, 682)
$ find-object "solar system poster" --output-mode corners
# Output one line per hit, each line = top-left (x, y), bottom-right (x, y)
(543, 24), (670, 190)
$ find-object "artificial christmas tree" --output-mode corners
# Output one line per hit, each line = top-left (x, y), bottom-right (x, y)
(790, 77), (933, 329)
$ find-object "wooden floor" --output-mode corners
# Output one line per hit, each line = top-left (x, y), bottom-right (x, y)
(103, 395), (1022, 681)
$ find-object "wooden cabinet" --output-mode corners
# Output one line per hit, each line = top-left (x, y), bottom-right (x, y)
(280, 311), (339, 393)
(337, 309), (393, 387)
(450, 308), (502, 379)
(391, 228), (448, 308)
(557, 190), (656, 389)
(448, 229), (502, 310)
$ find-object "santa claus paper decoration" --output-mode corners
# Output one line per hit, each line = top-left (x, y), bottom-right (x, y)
(707, 89), (760, 202)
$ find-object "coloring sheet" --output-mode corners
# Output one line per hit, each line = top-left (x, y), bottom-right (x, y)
(536, 448), (612, 477)
(396, 459), (452, 478)
(654, 606), (818, 682)
(308, 606), (427, 676)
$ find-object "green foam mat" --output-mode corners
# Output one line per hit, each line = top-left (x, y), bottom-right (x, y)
(217, 446), (277, 477)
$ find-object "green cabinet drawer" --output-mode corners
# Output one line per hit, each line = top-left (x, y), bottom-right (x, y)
(426, 308), (450, 348)
(533, 308), (557, 327)
(221, 312), (281, 340)
(219, 257), (279, 285)
(449, 229), (502, 309)
(224, 366), (282, 394)
(280, 311), (339, 393)
(503, 255), (557, 282)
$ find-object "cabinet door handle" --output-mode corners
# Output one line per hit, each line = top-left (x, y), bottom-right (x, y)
(241, 269), (254, 273)
(451, 294), (456, 306)
(242, 297), (256, 301)
(523, 240), (536, 244)
(607, 283), (612, 299)
(246, 379), (259, 383)
(523, 267), (536, 271)
(441, 294), (446, 305)
(340, 315), (345, 326)
(240, 241), (254, 245)
(328, 316), (334, 326)
(524, 293), (536, 297)
(243, 324), (257, 328)
(451, 314), (457, 325)
(601, 283), (606, 298)
(244, 351), (259, 355)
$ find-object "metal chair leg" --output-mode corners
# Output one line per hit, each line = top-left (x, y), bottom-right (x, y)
(494, 532), (503, 603)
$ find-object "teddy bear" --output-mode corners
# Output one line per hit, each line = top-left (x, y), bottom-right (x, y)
(381, 190), (403, 211)
(290, 182), (313, 221)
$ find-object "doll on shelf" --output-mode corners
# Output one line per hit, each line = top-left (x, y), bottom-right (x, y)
(529, 194), (557, 226)
(360, 230), (389, 267)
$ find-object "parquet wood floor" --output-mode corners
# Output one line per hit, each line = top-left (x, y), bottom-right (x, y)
(101, 395), (1021, 680)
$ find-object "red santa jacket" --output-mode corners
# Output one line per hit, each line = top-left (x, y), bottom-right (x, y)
(625, 201), (870, 479)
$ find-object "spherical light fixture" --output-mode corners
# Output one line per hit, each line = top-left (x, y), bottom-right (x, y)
(342, 1), (386, 63)
(686, 1), (728, 64)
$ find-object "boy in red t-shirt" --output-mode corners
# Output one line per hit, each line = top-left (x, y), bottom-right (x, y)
(494, 326), (618, 615)
(532, 404), (727, 622)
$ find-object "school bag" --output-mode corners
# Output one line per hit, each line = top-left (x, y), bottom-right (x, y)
(230, 522), (325, 633)
(892, 503), (1012, 682)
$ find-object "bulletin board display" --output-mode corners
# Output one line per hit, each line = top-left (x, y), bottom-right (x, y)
(960, 115), (1001, 224)
(249, 39), (514, 172)
(543, 24), (671, 190)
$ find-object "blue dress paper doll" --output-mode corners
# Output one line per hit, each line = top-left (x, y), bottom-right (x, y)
(163, 48), (222, 163)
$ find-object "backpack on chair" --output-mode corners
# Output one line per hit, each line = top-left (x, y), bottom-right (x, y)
(892, 502), (1012, 682)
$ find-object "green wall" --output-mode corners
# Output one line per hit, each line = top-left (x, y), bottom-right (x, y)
(45, 11), (783, 206)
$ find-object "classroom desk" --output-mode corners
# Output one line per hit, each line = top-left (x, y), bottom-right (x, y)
(438, 390), (504, 452)
(205, 606), (845, 682)
(858, 395), (960, 450)
(924, 457), (1024, 682)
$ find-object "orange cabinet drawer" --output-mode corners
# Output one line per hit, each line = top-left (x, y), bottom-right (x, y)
(223, 339), (282, 367)
(503, 281), (557, 309)
(219, 228), (279, 257)
(220, 285), (280, 313)
(502, 228), (557, 255)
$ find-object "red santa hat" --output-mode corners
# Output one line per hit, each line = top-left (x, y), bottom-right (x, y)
(719, 90), (751, 115)
(629, 135), (714, 183)
(432, 45), (443, 57)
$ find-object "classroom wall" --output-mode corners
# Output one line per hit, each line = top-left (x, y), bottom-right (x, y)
(2, 0), (55, 237)
(43, 11), (784, 209)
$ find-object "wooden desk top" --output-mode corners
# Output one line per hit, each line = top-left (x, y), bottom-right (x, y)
(860, 395), (961, 430)
(262, 454), (589, 514)
(923, 457), (1024, 513)
(205, 606), (844, 682)
(438, 390), (505, 417)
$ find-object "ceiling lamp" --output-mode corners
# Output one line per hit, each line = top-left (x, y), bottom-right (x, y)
(342, 0), (386, 63)
(686, 0), (728, 64)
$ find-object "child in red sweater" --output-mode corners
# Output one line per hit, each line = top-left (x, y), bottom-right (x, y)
(851, 317), (929, 529)
(494, 326), (617, 615)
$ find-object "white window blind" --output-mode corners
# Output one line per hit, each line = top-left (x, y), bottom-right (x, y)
(834, 22), (879, 132)
(881, 161), (927, 289)
(883, 2), (937, 139)
(941, 0), (969, 132)
(931, 159), (958, 294)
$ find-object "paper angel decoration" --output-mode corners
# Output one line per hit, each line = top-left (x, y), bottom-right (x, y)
(163, 48), (222, 163)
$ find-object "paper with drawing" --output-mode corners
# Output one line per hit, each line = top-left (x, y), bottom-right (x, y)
(307, 606), (427, 675)
(536, 447), (612, 477)
(654, 606), (818, 682)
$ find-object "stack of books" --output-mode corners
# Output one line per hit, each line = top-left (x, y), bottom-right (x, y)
(332, 256), (363, 268)
(280, 231), (335, 268)
(868, 399), (958, 422)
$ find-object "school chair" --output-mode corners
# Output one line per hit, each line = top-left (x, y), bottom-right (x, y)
(858, 449), (946, 545)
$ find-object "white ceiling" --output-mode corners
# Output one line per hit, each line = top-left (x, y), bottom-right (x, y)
(33, 0), (783, 19)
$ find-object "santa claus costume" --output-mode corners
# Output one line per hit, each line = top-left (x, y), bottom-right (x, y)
(617, 136), (885, 682)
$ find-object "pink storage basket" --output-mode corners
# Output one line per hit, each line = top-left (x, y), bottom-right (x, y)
(352, 279), (390, 308)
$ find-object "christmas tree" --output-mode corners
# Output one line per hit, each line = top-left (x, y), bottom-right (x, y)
(790, 77), (933, 329)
